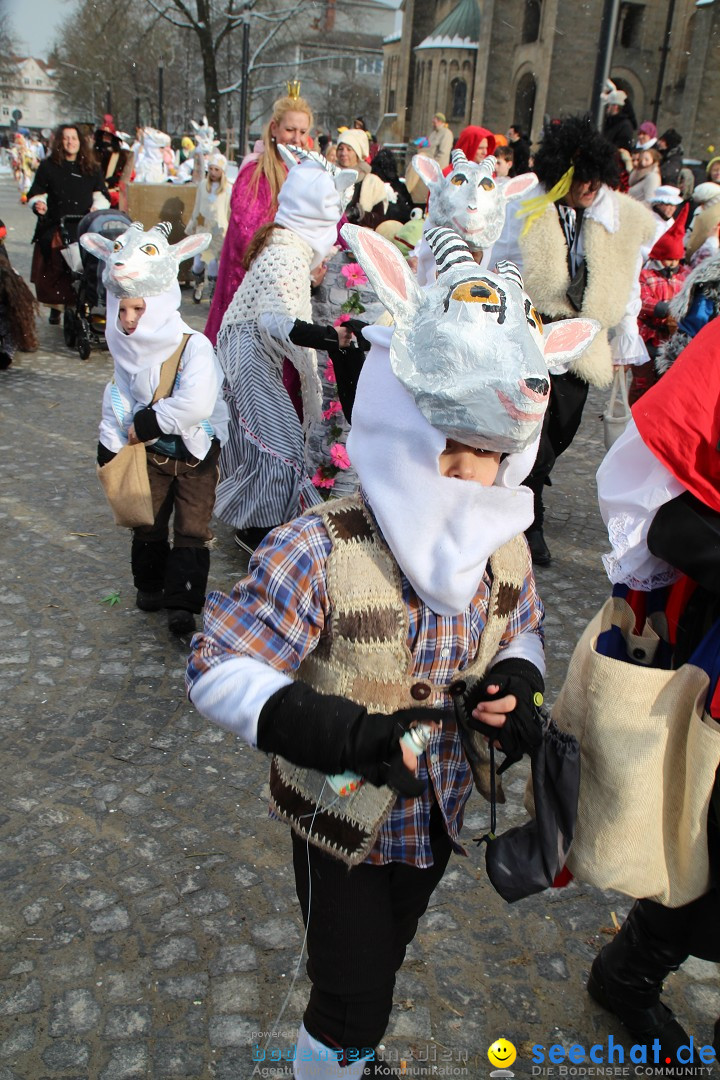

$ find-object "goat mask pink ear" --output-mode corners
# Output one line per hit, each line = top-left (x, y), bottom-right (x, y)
(411, 154), (444, 190)
(79, 232), (115, 260)
(340, 223), (423, 325)
(170, 233), (212, 263)
(543, 318), (600, 368)
(501, 172), (539, 201)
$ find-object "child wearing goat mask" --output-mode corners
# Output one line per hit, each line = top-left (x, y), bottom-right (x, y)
(187, 226), (599, 1078)
(81, 221), (230, 636)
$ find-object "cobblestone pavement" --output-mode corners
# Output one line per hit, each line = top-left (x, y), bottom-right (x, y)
(0, 174), (718, 1080)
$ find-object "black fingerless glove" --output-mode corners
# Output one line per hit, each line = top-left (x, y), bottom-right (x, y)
(256, 681), (437, 797)
(97, 441), (117, 466)
(132, 406), (163, 443)
(344, 319), (372, 353)
(453, 658), (544, 774)
(288, 320), (340, 352)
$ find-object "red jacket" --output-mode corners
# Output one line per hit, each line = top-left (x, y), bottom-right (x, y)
(638, 264), (690, 350)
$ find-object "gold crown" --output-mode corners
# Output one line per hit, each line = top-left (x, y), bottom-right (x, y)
(286, 79), (301, 101)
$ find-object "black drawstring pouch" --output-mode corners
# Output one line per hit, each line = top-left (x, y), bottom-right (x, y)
(472, 711), (580, 903)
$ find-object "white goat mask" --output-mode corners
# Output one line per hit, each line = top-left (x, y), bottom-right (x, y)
(413, 150), (537, 251)
(341, 223), (600, 454)
(79, 221), (211, 299)
(190, 115), (220, 154)
(277, 143), (357, 211)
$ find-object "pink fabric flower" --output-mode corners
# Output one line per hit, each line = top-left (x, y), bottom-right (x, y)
(311, 469), (335, 489)
(333, 314), (351, 327)
(322, 400), (343, 420)
(324, 359), (336, 384)
(330, 443), (351, 470)
(341, 262), (369, 288)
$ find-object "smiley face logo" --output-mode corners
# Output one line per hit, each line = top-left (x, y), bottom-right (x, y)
(488, 1039), (517, 1070)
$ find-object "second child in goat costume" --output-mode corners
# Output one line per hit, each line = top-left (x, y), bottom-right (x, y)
(82, 221), (229, 635)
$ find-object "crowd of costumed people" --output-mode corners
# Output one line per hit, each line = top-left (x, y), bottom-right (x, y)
(4, 82), (720, 1080)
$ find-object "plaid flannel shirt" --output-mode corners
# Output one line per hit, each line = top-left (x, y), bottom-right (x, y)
(187, 509), (544, 868)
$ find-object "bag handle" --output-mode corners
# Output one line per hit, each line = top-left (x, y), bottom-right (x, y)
(151, 333), (192, 405)
(607, 366), (630, 416)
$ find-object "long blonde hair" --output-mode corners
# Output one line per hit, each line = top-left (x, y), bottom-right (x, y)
(247, 94), (313, 205)
(205, 170), (229, 195)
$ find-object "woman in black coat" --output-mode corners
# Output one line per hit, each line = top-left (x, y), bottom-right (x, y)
(27, 124), (108, 322)
(370, 148), (413, 224)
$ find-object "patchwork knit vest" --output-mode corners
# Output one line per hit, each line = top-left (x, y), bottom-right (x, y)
(520, 192), (656, 388)
(268, 495), (529, 866)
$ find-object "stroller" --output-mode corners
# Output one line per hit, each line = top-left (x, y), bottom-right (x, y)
(60, 209), (131, 360)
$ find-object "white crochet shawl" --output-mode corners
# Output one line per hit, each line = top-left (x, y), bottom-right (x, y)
(218, 228), (322, 425)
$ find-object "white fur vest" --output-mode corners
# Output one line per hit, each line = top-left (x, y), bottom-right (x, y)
(520, 192), (656, 387)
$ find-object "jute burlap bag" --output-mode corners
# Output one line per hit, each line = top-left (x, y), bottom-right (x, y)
(96, 441), (154, 528)
(96, 335), (190, 529)
(553, 596), (720, 907)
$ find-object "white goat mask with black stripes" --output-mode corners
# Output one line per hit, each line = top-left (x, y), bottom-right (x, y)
(79, 221), (212, 299)
(341, 223), (600, 454)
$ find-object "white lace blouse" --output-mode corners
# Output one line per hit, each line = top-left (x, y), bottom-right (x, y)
(597, 419), (685, 591)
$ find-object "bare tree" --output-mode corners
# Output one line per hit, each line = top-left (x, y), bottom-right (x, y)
(143, 0), (313, 131)
(51, 0), (200, 131)
(0, 0), (19, 83)
(48, 0), (389, 144)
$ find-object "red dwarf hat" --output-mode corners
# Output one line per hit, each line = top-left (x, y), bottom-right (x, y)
(633, 316), (720, 513)
(648, 202), (689, 261)
(454, 126), (496, 160)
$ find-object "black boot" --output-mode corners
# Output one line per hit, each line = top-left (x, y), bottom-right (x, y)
(131, 539), (170, 607)
(192, 269), (204, 303)
(234, 525), (274, 556)
(167, 608), (197, 634)
(588, 902), (690, 1064)
(526, 526), (551, 567)
(163, 545), (209, 613)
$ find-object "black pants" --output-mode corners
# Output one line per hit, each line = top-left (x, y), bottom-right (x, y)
(637, 891), (720, 964)
(131, 442), (220, 611)
(524, 371), (589, 528)
(292, 804), (453, 1057)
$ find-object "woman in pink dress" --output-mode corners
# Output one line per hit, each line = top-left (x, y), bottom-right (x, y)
(205, 94), (313, 343)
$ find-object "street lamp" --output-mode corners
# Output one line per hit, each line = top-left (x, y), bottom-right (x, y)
(590, 0), (621, 128)
(158, 60), (164, 132)
(652, 0), (677, 125)
(238, 10), (250, 158)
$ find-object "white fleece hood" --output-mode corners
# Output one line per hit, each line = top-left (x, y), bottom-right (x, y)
(105, 281), (193, 373)
(347, 327), (538, 616)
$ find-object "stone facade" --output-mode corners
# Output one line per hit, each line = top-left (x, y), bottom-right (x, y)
(378, 0), (720, 162)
